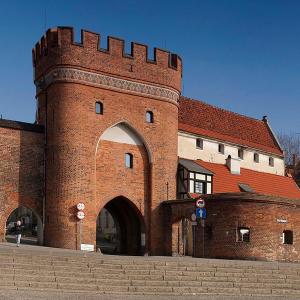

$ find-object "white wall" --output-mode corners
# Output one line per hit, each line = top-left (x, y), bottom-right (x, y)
(101, 124), (142, 145)
(178, 132), (285, 176)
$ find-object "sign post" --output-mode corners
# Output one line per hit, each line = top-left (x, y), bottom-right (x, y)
(76, 203), (85, 250)
(195, 198), (206, 258)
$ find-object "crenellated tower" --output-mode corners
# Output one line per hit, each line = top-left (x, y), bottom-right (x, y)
(33, 27), (182, 253)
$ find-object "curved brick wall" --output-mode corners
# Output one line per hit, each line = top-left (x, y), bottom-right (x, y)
(34, 28), (181, 252)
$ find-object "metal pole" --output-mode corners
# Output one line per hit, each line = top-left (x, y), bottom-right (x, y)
(202, 220), (205, 258)
(79, 219), (82, 250)
(193, 224), (195, 257)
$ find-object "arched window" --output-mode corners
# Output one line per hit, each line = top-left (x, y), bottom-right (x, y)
(95, 101), (103, 115)
(146, 111), (154, 123)
(125, 153), (133, 168)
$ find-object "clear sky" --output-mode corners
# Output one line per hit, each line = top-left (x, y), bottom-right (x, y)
(0, 0), (299, 134)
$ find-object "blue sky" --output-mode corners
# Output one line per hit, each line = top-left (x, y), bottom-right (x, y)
(0, 0), (299, 133)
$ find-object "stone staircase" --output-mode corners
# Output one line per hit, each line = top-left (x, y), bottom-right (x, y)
(1, 244), (300, 297)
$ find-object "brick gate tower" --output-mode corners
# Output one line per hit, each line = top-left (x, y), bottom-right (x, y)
(33, 27), (182, 254)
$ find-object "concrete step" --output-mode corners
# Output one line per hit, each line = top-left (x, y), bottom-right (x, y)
(2, 244), (300, 296)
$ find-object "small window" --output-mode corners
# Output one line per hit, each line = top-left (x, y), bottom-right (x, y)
(125, 153), (133, 168)
(238, 148), (244, 160)
(196, 138), (203, 149)
(269, 157), (274, 167)
(283, 230), (293, 245)
(194, 181), (204, 193)
(254, 153), (259, 163)
(218, 144), (224, 154)
(95, 101), (103, 115)
(146, 111), (154, 123)
(237, 227), (250, 242)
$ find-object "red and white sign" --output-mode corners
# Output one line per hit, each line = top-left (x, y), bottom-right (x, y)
(195, 198), (205, 208)
(77, 211), (85, 220)
(77, 202), (85, 211)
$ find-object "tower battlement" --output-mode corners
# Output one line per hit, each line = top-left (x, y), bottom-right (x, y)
(33, 27), (182, 92)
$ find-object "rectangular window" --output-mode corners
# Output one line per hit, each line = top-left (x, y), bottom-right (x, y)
(196, 138), (203, 149)
(125, 153), (133, 168)
(195, 173), (206, 180)
(218, 144), (225, 154)
(206, 183), (212, 194)
(283, 230), (293, 245)
(254, 153), (259, 163)
(189, 180), (194, 193)
(269, 157), (274, 167)
(238, 148), (244, 160)
(237, 227), (250, 242)
(194, 181), (204, 193)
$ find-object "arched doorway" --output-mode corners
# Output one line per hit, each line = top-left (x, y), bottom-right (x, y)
(5, 206), (43, 245)
(96, 197), (146, 255)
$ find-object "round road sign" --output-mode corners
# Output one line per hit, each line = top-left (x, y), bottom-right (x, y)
(77, 211), (85, 220)
(77, 202), (85, 211)
(195, 198), (205, 208)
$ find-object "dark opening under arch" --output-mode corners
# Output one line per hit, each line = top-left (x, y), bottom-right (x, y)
(96, 196), (145, 255)
(5, 206), (43, 245)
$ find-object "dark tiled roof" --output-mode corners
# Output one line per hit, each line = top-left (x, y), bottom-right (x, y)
(179, 158), (213, 175)
(0, 119), (44, 133)
(179, 96), (283, 156)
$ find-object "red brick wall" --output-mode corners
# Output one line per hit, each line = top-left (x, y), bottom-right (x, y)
(39, 82), (178, 253)
(203, 200), (300, 262)
(164, 198), (300, 262)
(34, 27), (181, 253)
(0, 126), (44, 241)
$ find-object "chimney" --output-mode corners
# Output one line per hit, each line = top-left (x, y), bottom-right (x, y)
(226, 155), (240, 175)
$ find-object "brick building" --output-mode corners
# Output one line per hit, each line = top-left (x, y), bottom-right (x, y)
(0, 27), (300, 261)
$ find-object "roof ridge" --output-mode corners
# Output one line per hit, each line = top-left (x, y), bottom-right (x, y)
(180, 96), (265, 123)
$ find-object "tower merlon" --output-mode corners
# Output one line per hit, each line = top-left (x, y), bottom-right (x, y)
(32, 27), (182, 92)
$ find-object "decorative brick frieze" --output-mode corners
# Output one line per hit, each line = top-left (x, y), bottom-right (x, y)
(36, 67), (180, 105)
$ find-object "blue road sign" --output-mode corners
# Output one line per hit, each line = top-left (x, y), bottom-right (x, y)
(196, 208), (207, 219)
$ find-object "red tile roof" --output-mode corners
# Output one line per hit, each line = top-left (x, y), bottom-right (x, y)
(179, 97), (283, 156)
(195, 160), (300, 200)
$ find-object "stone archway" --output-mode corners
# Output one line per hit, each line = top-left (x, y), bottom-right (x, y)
(5, 206), (43, 245)
(96, 196), (146, 255)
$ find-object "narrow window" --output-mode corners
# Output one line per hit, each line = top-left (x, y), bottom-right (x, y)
(218, 144), (224, 154)
(254, 153), (259, 163)
(237, 227), (250, 242)
(125, 153), (133, 168)
(269, 157), (274, 167)
(196, 138), (203, 149)
(238, 148), (244, 160)
(194, 181), (204, 193)
(146, 111), (154, 123)
(95, 101), (103, 115)
(283, 230), (293, 245)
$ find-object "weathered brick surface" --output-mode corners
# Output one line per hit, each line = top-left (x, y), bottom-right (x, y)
(164, 196), (300, 262)
(0, 126), (44, 240)
(34, 27), (181, 254)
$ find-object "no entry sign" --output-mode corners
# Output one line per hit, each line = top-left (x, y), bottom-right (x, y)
(195, 198), (205, 208)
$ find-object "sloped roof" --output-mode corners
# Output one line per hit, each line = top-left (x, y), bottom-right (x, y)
(178, 158), (213, 175)
(178, 97), (283, 156)
(195, 160), (300, 200)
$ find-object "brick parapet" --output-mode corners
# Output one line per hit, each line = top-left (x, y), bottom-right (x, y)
(33, 27), (182, 93)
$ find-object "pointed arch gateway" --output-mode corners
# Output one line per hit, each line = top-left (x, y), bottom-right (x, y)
(95, 122), (151, 255)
